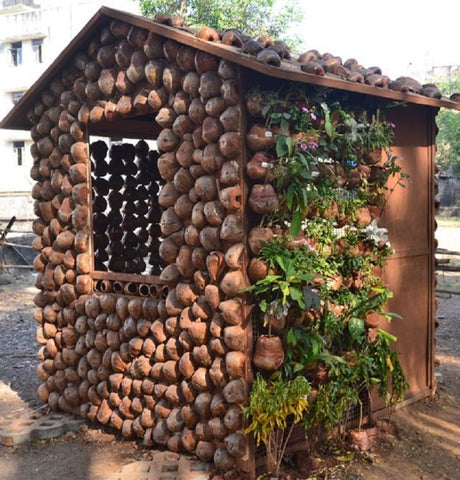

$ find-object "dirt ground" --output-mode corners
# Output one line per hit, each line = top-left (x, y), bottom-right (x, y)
(0, 227), (458, 480)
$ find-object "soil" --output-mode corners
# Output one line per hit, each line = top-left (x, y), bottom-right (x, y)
(0, 227), (458, 480)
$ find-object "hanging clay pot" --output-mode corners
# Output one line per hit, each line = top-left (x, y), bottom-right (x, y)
(253, 335), (284, 371)
(355, 206), (372, 227)
(365, 312), (382, 328)
(246, 124), (276, 152)
(349, 426), (378, 451)
(363, 147), (383, 165)
(248, 184), (279, 214)
(267, 315), (286, 333)
(368, 204), (383, 221)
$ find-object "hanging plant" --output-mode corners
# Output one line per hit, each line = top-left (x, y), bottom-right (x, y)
(244, 83), (409, 472)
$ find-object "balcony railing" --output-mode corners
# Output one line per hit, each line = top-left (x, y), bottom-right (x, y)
(0, 9), (46, 41)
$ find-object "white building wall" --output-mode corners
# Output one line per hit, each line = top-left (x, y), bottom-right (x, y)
(0, 0), (140, 220)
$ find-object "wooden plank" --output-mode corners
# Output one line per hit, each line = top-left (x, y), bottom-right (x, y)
(435, 264), (460, 272)
(91, 270), (168, 285)
(89, 116), (160, 140)
(436, 248), (460, 256)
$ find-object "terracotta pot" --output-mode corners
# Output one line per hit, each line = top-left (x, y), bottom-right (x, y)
(363, 147), (383, 165)
(355, 207), (372, 227)
(267, 315), (286, 333)
(349, 426), (378, 451)
(305, 364), (328, 385)
(365, 312), (382, 328)
(253, 335), (284, 371)
(368, 204), (383, 221)
(248, 184), (279, 214)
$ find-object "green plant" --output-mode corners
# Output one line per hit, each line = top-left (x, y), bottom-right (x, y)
(283, 325), (345, 379)
(369, 329), (409, 414)
(244, 241), (321, 325)
(357, 109), (396, 151)
(304, 361), (360, 435)
(244, 372), (311, 477)
(246, 83), (410, 456)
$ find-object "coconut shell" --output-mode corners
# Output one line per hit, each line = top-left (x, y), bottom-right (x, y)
(218, 132), (241, 159)
(220, 270), (248, 297)
(222, 378), (247, 404)
(225, 351), (246, 379)
(219, 186), (242, 211)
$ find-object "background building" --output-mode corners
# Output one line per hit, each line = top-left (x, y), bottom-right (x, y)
(0, 0), (139, 221)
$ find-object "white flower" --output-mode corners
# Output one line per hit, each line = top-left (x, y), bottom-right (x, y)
(364, 220), (388, 245)
(316, 157), (334, 164)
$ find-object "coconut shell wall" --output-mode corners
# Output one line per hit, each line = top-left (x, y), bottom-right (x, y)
(28, 19), (253, 472)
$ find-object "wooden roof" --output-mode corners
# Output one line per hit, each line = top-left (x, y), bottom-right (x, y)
(2, 6), (459, 131)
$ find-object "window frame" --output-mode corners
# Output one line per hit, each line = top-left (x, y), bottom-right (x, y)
(9, 41), (22, 66)
(13, 140), (25, 166)
(32, 38), (43, 63)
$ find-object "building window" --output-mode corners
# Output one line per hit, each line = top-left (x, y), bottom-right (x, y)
(32, 38), (43, 63)
(12, 91), (24, 104)
(13, 141), (25, 166)
(10, 41), (22, 66)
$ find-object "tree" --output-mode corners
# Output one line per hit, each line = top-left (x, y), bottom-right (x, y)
(139, 0), (302, 47)
(428, 67), (460, 174)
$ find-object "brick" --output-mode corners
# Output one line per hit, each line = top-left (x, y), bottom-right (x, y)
(0, 412), (85, 446)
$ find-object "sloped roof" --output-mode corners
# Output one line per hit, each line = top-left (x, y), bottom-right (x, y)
(2, 6), (459, 130)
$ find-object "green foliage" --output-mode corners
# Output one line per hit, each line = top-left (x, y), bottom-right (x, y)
(256, 86), (408, 234)
(243, 372), (311, 476)
(244, 372), (311, 446)
(284, 325), (346, 378)
(244, 84), (410, 472)
(436, 108), (460, 174)
(427, 68), (460, 174)
(369, 329), (409, 406)
(244, 240), (321, 325)
(139, 0), (302, 44)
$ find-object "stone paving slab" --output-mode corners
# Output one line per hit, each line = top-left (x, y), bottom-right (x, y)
(0, 412), (85, 446)
(108, 452), (213, 480)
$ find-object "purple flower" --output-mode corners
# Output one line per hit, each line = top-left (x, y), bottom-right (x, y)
(301, 106), (309, 112)
(299, 142), (308, 151)
(308, 141), (318, 150)
(310, 112), (317, 120)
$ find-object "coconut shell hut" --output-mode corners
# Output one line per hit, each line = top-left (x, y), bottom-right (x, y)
(1, 6), (459, 476)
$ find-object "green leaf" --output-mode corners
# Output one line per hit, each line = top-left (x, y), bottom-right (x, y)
(276, 135), (289, 156)
(260, 299), (267, 312)
(303, 287), (312, 310)
(377, 328), (398, 343)
(290, 209), (302, 237)
(348, 317), (365, 341)
(290, 286), (305, 307)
